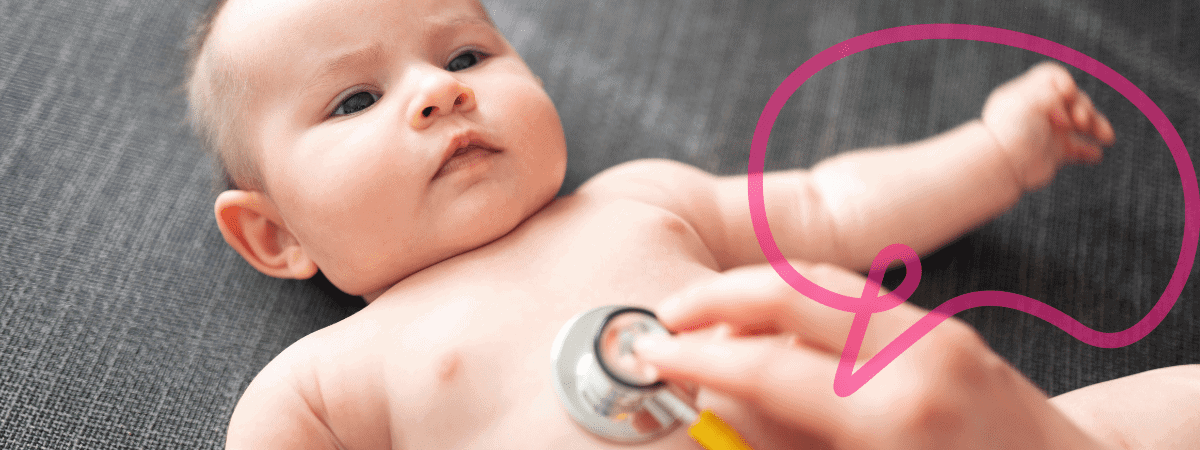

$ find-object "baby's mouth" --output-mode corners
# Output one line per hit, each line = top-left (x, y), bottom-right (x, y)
(433, 144), (498, 180)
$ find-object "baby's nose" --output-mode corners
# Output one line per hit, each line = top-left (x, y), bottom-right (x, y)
(409, 74), (476, 129)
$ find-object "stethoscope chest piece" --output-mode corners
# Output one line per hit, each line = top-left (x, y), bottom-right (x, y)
(550, 305), (681, 442)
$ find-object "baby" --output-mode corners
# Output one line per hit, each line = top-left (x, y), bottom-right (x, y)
(186, 0), (1122, 448)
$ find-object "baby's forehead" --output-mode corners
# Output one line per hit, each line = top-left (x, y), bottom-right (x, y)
(209, 0), (336, 61)
(208, 0), (495, 76)
(213, 0), (494, 42)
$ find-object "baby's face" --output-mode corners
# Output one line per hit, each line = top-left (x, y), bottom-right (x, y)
(212, 0), (567, 297)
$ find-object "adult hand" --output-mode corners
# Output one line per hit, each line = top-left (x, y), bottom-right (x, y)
(635, 262), (1119, 450)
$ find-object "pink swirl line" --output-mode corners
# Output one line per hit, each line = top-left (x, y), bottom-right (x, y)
(747, 24), (1198, 396)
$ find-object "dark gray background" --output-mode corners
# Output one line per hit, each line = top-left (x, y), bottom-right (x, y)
(1, 0), (1196, 447)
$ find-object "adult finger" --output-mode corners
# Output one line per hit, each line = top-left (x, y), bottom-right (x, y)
(654, 264), (853, 354)
(634, 333), (852, 440)
(656, 263), (930, 356)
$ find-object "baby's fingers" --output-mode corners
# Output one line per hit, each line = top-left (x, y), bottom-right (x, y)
(1069, 90), (1093, 132)
(634, 334), (851, 439)
(1075, 91), (1108, 146)
(1064, 96), (1109, 164)
(1060, 87), (1114, 164)
(1069, 91), (1115, 143)
(1066, 132), (1104, 164)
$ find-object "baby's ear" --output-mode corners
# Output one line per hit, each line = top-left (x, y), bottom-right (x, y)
(214, 190), (319, 280)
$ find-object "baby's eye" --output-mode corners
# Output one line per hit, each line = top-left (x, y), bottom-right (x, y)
(332, 91), (379, 116)
(446, 51), (483, 72)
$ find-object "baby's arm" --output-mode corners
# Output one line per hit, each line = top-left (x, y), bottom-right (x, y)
(750, 62), (1112, 270)
(225, 330), (393, 450)
(585, 62), (1112, 270)
(226, 351), (344, 450)
(738, 119), (1027, 270)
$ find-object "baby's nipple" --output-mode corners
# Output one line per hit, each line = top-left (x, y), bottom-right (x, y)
(436, 351), (461, 382)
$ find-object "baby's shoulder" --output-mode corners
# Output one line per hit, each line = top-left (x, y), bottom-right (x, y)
(576, 158), (718, 207)
(572, 158), (734, 259)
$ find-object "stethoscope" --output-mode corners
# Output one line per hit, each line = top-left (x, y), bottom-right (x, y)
(550, 305), (753, 450)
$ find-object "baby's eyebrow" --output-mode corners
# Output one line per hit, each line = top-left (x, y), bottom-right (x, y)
(298, 15), (495, 97)
(424, 15), (497, 49)
(302, 43), (387, 95)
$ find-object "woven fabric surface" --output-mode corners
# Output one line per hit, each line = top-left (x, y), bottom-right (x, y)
(0, 0), (1196, 447)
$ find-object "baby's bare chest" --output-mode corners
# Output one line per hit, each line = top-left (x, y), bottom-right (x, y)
(510, 197), (721, 301)
(333, 198), (724, 449)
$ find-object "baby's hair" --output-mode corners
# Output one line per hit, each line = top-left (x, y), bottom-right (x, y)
(184, 0), (262, 192)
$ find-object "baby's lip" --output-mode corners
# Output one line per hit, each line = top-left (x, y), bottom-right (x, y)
(433, 130), (500, 180)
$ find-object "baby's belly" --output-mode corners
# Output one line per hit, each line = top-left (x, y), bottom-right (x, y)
(471, 384), (704, 449)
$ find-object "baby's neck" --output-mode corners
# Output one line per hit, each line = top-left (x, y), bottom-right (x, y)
(361, 196), (568, 303)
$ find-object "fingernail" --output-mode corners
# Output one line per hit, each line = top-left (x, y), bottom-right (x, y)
(712, 323), (732, 340)
(640, 363), (659, 383)
(633, 335), (679, 358)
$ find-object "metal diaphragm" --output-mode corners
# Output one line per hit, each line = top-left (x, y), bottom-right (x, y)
(550, 305), (680, 443)
(595, 308), (671, 387)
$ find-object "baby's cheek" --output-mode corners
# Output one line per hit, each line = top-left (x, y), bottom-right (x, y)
(282, 167), (419, 286)
(511, 87), (566, 161)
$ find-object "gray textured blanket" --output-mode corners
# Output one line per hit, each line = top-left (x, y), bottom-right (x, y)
(0, 0), (1195, 447)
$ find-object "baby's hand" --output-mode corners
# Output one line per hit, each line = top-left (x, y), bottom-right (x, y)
(981, 62), (1115, 191)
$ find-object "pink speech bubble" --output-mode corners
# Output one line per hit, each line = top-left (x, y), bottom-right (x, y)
(747, 24), (1198, 396)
